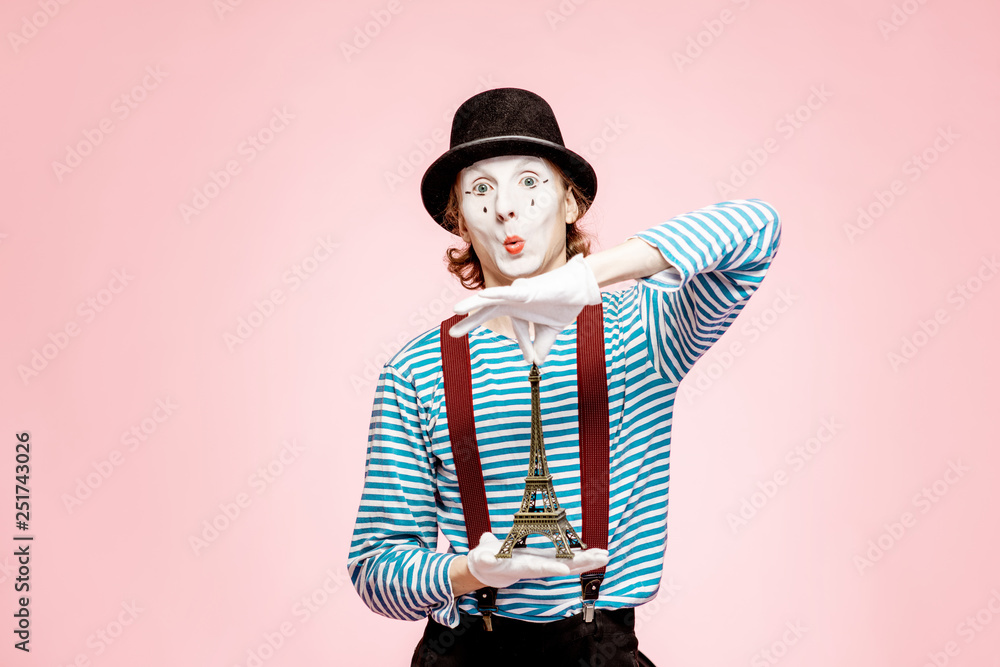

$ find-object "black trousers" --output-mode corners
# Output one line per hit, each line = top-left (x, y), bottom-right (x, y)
(410, 608), (656, 667)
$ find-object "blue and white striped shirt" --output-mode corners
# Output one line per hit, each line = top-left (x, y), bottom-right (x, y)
(347, 199), (782, 628)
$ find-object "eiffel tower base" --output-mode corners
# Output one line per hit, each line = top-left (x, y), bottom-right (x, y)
(496, 508), (587, 559)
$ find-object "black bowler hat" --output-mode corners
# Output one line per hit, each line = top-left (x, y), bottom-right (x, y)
(420, 88), (598, 234)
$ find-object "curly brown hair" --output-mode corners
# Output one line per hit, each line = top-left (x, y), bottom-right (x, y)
(442, 160), (595, 290)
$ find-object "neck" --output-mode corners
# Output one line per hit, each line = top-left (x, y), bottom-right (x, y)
(482, 316), (532, 343)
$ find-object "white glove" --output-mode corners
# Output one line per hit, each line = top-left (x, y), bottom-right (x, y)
(449, 254), (602, 365)
(466, 532), (610, 589)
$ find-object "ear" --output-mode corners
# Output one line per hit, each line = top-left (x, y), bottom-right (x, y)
(456, 211), (471, 243)
(564, 187), (580, 225)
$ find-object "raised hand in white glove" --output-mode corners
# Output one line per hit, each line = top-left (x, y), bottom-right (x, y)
(466, 532), (610, 589)
(448, 254), (602, 366)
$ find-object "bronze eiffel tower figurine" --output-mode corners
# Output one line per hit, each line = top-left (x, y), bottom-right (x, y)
(496, 363), (586, 559)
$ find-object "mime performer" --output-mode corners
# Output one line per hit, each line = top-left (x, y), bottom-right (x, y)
(347, 87), (782, 666)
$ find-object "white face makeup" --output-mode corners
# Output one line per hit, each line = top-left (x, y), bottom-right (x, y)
(457, 155), (578, 287)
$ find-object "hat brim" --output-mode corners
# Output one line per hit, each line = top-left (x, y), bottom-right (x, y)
(420, 135), (597, 234)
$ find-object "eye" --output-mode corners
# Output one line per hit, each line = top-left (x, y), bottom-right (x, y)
(473, 182), (492, 195)
(521, 175), (537, 188)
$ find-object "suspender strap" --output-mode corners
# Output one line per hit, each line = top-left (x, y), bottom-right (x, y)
(440, 305), (610, 625)
(440, 313), (498, 628)
(576, 303), (610, 619)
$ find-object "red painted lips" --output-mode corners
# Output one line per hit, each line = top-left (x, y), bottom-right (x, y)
(504, 236), (525, 255)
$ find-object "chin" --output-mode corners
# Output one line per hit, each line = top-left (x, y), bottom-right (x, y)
(496, 255), (543, 281)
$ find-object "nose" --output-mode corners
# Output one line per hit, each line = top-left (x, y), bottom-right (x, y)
(494, 186), (517, 223)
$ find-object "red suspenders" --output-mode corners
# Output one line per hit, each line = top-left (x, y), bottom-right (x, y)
(574, 303), (611, 621)
(440, 304), (610, 627)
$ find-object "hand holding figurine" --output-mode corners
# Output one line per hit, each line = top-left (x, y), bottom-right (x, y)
(466, 532), (610, 589)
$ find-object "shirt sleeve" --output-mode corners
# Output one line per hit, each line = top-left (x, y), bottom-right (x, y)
(628, 198), (782, 384)
(346, 363), (461, 627)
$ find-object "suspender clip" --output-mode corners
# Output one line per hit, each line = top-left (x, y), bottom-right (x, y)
(476, 586), (498, 632)
(582, 599), (596, 623)
(580, 573), (603, 623)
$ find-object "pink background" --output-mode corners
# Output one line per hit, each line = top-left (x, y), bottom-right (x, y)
(3, 0), (999, 665)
